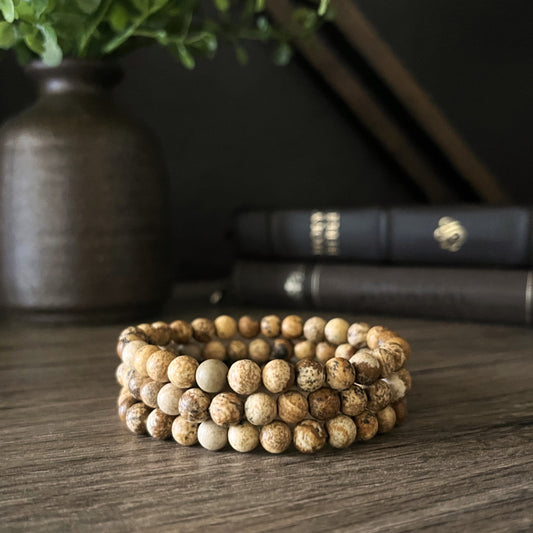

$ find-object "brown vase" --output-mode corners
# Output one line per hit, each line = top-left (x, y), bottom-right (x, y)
(0, 59), (172, 322)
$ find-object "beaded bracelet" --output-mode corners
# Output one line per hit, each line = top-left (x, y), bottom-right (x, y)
(115, 315), (412, 453)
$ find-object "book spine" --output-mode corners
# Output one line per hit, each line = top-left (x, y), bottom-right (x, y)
(234, 207), (533, 266)
(232, 261), (533, 326)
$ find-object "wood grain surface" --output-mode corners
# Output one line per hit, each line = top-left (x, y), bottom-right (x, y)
(1, 289), (532, 532)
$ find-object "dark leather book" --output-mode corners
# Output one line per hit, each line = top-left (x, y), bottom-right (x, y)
(232, 261), (533, 326)
(235, 206), (533, 266)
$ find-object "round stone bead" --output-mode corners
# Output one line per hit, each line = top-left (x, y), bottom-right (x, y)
(388, 336), (411, 361)
(339, 385), (368, 416)
(150, 321), (172, 345)
(179, 388), (211, 423)
(259, 421), (292, 454)
(373, 344), (405, 377)
(140, 379), (164, 408)
(366, 380), (392, 412)
(325, 357), (356, 390)
(237, 315), (260, 338)
(227, 360), (261, 395)
(260, 315), (281, 338)
(335, 343), (356, 360)
(324, 318), (350, 345)
(197, 420), (228, 451)
(271, 338), (293, 360)
(248, 338), (271, 365)
(167, 355), (199, 389)
(134, 344), (160, 376)
(214, 315), (237, 339)
(137, 323), (156, 343)
(391, 398), (408, 425)
(350, 349), (381, 385)
(202, 341), (226, 361)
(118, 385), (132, 407)
(146, 408), (173, 440)
(121, 339), (146, 367)
(397, 368), (412, 393)
(191, 318), (216, 342)
(262, 360), (294, 393)
(308, 387), (340, 420)
(118, 395), (137, 422)
(347, 322), (370, 349)
(157, 383), (184, 416)
(293, 420), (327, 453)
(294, 340), (316, 360)
(146, 350), (175, 383)
(326, 414), (357, 448)
(115, 362), (129, 386)
(170, 320), (193, 344)
(384, 373), (408, 403)
(295, 360), (325, 392)
(209, 392), (243, 427)
(227, 340), (248, 362)
(125, 403), (151, 434)
(281, 315), (303, 339)
(195, 359), (228, 393)
(315, 342), (336, 364)
(128, 373), (147, 400)
(228, 422), (260, 453)
(119, 325), (147, 342)
(354, 411), (379, 441)
(244, 392), (277, 426)
(376, 405), (397, 434)
(172, 416), (198, 446)
(277, 391), (309, 424)
(303, 316), (326, 343)
(366, 325), (392, 349)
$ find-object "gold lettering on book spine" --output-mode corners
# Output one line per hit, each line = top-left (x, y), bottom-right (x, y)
(433, 216), (468, 252)
(310, 211), (341, 256)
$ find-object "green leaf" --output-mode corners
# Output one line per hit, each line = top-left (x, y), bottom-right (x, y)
(213, 0), (229, 12)
(0, 20), (17, 47)
(254, 0), (265, 12)
(272, 42), (291, 66)
(108, 3), (129, 32)
(32, 0), (50, 19)
(176, 43), (195, 69)
(75, 0), (102, 14)
(38, 23), (62, 65)
(0, 0), (15, 23)
(131, 0), (150, 13)
(318, 0), (329, 17)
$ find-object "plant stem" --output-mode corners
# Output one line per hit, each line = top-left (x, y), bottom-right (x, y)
(78, 0), (114, 57)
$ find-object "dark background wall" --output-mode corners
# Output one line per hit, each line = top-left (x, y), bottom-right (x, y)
(1, 0), (532, 277)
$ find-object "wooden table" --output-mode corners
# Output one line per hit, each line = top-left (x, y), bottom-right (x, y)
(2, 289), (532, 531)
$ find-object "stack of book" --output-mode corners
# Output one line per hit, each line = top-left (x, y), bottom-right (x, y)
(231, 206), (533, 326)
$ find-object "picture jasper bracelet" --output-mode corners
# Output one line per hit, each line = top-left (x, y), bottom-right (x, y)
(115, 315), (412, 453)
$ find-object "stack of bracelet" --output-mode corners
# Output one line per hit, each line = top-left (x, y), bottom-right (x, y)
(115, 315), (412, 454)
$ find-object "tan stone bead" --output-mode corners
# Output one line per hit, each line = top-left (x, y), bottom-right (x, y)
(197, 420), (228, 451)
(339, 385), (368, 417)
(209, 392), (243, 427)
(228, 421), (260, 452)
(295, 359), (325, 392)
(157, 383), (184, 416)
(374, 343), (406, 377)
(170, 320), (193, 344)
(128, 373), (147, 400)
(203, 340), (227, 361)
(191, 318), (216, 342)
(151, 321), (172, 345)
(227, 359), (261, 395)
(281, 315), (303, 339)
(277, 391), (309, 424)
(315, 341), (336, 364)
(118, 395), (137, 422)
(244, 392), (277, 426)
(116, 333), (144, 359)
(308, 387), (340, 420)
(167, 355), (199, 389)
(324, 318), (350, 345)
(376, 405), (397, 434)
(303, 316), (326, 343)
(134, 344), (160, 377)
(350, 348), (381, 385)
(325, 357), (356, 391)
(140, 379), (164, 408)
(384, 373), (408, 403)
(262, 359), (294, 393)
(259, 421), (292, 454)
(125, 403), (151, 434)
(335, 343), (356, 359)
(326, 414), (357, 448)
(146, 408), (173, 440)
(179, 388), (211, 423)
(271, 338), (293, 360)
(227, 340), (248, 362)
(366, 325), (393, 349)
(293, 419), (327, 453)
(237, 315), (260, 338)
(146, 350), (175, 383)
(354, 411), (379, 441)
(115, 362), (129, 386)
(260, 315), (281, 338)
(172, 416), (198, 446)
(366, 380), (392, 412)
(121, 339), (147, 367)
(214, 315), (238, 339)
(137, 323), (157, 343)
(347, 322), (370, 349)
(118, 385), (132, 407)
(248, 338), (271, 364)
(294, 340), (316, 360)
(392, 398), (408, 425)
(397, 368), (412, 393)
(119, 325), (147, 342)
(195, 359), (228, 393)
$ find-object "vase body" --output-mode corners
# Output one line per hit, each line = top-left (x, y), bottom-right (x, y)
(0, 60), (172, 321)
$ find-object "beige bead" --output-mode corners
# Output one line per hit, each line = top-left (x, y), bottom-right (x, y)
(335, 343), (356, 359)
(325, 357), (356, 390)
(237, 315), (260, 338)
(209, 392), (243, 427)
(281, 315), (303, 339)
(271, 338), (293, 360)
(116, 334), (144, 360)
(373, 343), (405, 377)
(366, 325), (392, 349)
(347, 322), (370, 349)
(294, 340), (316, 360)
(308, 387), (340, 420)
(377, 405), (397, 434)
(295, 359), (325, 392)
(125, 403), (151, 434)
(339, 385), (368, 417)
(227, 359), (261, 395)
(172, 416), (198, 446)
(203, 341), (227, 361)
(118, 395), (137, 422)
(146, 350), (175, 383)
(354, 411), (379, 441)
(397, 368), (412, 393)
(146, 408), (173, 440)
(248, 338), (271, 365)
(167, 355), (199, 389)
(392, 398), (408, 425)
(262, 359), (294, 393)
(214, 315), (237, 339)
(350, 348), (381, 385)
(195, 359), (228, 393)
(191, 318), (216, 342)
(157, 383), (184, 416)
(228, 422), (260, 453)
(366, 380), (392, 412)
(151, 321), (172, 345)
(128, 373), (147, 400)
(179, 388), (211, 423)
(326, 414), (357, 448)
(118, 385), (132, 407)
(277, 391), (309, 424)
(140, 379), (164, 408)
(260, 315), (281, 338)
(324, 318), (350, 345)
(244, 392), (277, 426)
(119, 325), (147, 342)
(122, 339), (147, 367)
(134, 344), (160, 376)
(383, 373), (408, 403)
(115, 362), (129, 386)
(197, 420), (228, 451)
(259, 421), (292, 454)
(137, 323), (157, 343)
(293, 420), (327, 453)
(315, 341), (336, 364)
(170, 320), (193, 344)
(227, 340), (248, 362)
(303, 316), (326, 343)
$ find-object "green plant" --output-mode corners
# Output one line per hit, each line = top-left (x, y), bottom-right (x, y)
(0, 0), (330, 67)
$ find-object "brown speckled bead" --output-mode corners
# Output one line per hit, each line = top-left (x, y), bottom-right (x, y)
(339, 385), (368, 416)
(227, 340), (248, 362)
(259, 421), (292, 454)
(354, 411), (379, 441)
(303, 316), (326, 343)
(295, 359), (325, 392)
(315, 341), (336, 364)
(293, 420), (327, 453)
(366, 325), (393, 349)
(118, 395), (137, 422)
(134, 344), (160, 377)
(117, 333), (144, 359)
(157, 383), (184, 416)
(146, 408), (173, 440)
(214, 315), (237, 339)
(326, 414), (357, 448)
(373, 343), (405, 377)
(244, 392), (277, 426)
(325, 357), (356, 391)
(195, 359), (228, 393)
(170, 320), (193, 344)
(248, 338), (271, 365)
(347, 322), (370, 349)
(350, 348), (381, 385)
(271, 338), (293, 360)
(324, 318), (350, 345)
(228, 421), (260, 452)
(383, 373), (407, 403)
(281, 315), (303, 339)
(167, 355), (199, 389)
(209, 392), (243, 427)
(260, 315), (281, 338)
(294, 340), (316, 360)
(203, 340), (227, 361)
(335, 343), (356, 360)
(392, 398), (408, 425)
(121, 339), (147, 367)
(151, 321), (172, 345)
(376, 405), (397, 434)
(172, 416), (198, 446)
(146, 350), (175, 383)
(366, 380), (392, 412)
(197, 420), (228, 451)
(128, 373), (147, 400)
(191, 318), (216, 342)
(237, 315), (260, 338)
(277, 391), (309, 424)
(137, 323), (157, 343)
(227, 360), (261, 395)
(397, 368), (412, 393)
(308, 387), (340, 420)
(387, 336), (411, 361)
(119, 325), (147, 342)
(262, 359), (294, 393)
(125, 403), (151, 434)
(140, 379), (164, 408)
(179, 388), (211, 423)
